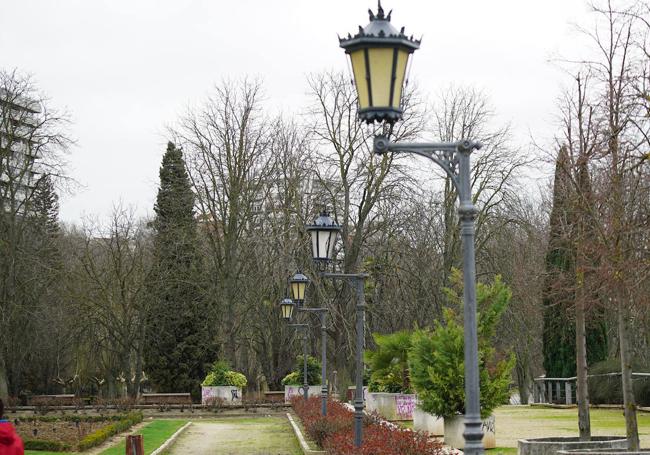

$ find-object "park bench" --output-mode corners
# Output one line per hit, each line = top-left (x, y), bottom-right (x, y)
(263, 391), (285, 403)
(29, 394), (77, 406)
(140, 393), (192, 405)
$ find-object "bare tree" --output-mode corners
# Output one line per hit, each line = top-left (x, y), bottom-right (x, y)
(0, 69), (71, 400)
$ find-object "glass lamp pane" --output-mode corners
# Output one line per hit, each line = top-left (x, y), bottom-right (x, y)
(310, 230), (320, 260)
(391, 49), (410, 109)
(349, 50), (370, 109)
(326, 231), (337, 260)
(368, 47), (394, 108)
(291, 282), (305, 301)
(318, 231), (332, 260)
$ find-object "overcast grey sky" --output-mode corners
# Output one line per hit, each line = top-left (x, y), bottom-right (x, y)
(1, 0), (592, 223)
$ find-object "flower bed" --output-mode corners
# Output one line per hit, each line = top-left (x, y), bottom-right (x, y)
(292, 397), (442, 455)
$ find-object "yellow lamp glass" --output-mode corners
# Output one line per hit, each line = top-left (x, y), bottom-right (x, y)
(291, 281), (306, 302)
(350, 49), (370, 109)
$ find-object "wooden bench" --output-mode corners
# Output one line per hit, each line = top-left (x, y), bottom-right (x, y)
(140, 393), (192, 405)
(29, 394), (77, 406)
(263, 391), (285, 403)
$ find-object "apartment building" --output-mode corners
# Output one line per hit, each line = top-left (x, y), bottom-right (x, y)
(0, 88), (42, 213)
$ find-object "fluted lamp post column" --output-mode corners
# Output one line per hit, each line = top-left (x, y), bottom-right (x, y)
(339, 3), (484, 454)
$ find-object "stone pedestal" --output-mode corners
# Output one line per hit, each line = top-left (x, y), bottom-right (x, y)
(444, 414), (496, 449)
(284, 385), (323, 403)
(366, 392), (416, 421)
(413, 407), (444, 436)
(201, 386), (242, 405)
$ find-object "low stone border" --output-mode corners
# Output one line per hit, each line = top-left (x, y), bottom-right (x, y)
(286, 413), (326, 455)
(150, 421), (192, 455)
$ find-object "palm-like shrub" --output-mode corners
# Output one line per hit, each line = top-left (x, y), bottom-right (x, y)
(365, 330), (413, 393)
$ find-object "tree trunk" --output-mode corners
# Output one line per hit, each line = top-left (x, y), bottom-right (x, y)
(575, 273), (591, 440)
(516, 357), (530, 405)
(618, 302), (639, 451)
(0, 355), (8, 401)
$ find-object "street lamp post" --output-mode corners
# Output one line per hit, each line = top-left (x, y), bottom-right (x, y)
(280, 296), (330, 415)
(288, 322), (309, 400)
(305, 212), (368, 448)
(298, 307), (329, 416)
(339, 4), (485, 454)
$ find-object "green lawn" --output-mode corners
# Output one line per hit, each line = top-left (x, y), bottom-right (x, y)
(99, 419), (186, 455)
(25, 419), (186, 455)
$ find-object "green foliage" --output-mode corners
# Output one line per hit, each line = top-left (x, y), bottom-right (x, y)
(145, 142), (216, 399)
(201, 360), (247, 388)
(408, 272), (515, 418)
(77, 412), (143, 451)
(365, 330), (413, 393)
(23, 439), (71, 452)
(282, 355), (321, 386)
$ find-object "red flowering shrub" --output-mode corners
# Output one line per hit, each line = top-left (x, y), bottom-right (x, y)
(291, 397), (443, 455)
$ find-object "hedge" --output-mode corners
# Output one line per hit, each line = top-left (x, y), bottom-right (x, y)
(23, 439), (72, 452)
(77, 411), (143, 451)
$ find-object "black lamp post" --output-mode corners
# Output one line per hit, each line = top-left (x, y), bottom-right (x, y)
(280, 294), (330, 415)
(340, 3), (484, 454)
(305, 211), (368, 447)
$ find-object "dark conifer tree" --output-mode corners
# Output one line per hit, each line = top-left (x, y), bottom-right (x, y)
(145, 142), (214, 397)
(542, 147), (607, 378)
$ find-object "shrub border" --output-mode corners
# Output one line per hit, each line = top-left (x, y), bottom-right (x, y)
(77, 411), (143, 451)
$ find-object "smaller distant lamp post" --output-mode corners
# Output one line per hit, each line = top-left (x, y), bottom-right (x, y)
(306, 211), (341, 262)
(305, 211), (367, 447)
(289, 272), (309, 306)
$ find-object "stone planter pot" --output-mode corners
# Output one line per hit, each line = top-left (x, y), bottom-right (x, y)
(366, 392), (417, 421)
(444, 414), (496, 449)
(284, 385), (323, 403)
(518, 437), (628, 455)
(413, 406), (444, 436)
(201, 386), (242, 405)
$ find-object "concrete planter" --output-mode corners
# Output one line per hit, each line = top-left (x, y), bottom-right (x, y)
(444, 414), (496, 449)
(412, 406), (444, 436)
(558, 450), (650, 455)
(518, 437), (628, 455)
(201, 386), (242, 405)
(366, 392), (417, 421)
(284, 385), (323, 403)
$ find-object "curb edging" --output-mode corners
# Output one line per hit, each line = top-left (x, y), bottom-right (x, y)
(150, 421), (192, 455)
(286, 413), (326, 455)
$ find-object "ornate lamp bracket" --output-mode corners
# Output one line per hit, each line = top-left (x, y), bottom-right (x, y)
(373, 134), (482, 197)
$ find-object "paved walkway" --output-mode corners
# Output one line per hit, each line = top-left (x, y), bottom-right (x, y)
(167, 417), (301, 455)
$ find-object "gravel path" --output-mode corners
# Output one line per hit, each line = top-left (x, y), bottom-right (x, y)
(166, 417), (301, 455)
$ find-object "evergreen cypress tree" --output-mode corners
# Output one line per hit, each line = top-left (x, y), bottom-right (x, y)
(542, 147), (607, 378)
(145, 142), (214, 397)
(542, 147), (577, 377)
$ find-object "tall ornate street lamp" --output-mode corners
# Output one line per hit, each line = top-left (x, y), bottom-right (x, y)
(340, 3), (484, 454)
(305, 212), (368, 447)
(280, 294), (330, 416)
